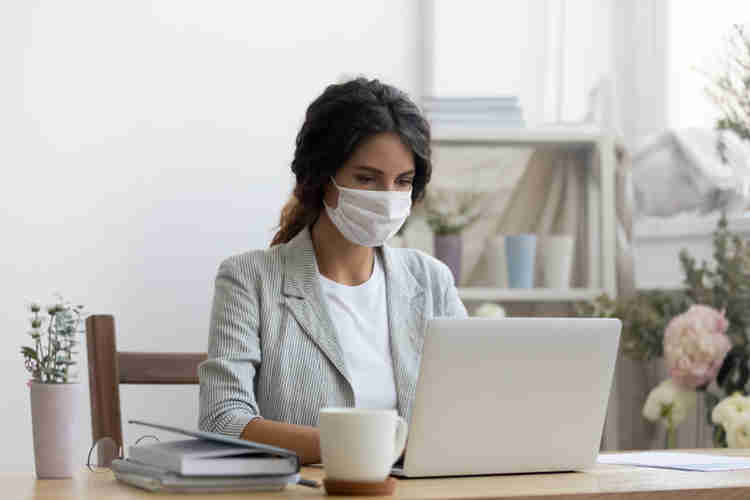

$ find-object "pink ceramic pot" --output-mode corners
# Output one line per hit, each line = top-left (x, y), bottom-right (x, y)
(29, 382), (81, 478)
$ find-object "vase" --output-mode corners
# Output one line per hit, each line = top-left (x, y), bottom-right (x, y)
(434, 233), (462, 284)
(29, 382), (81, 478)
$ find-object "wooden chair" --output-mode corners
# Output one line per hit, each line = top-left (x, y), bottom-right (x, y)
(85, 314), (207, 465)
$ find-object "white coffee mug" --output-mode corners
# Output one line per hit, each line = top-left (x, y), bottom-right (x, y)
(318, 408), (408, 482)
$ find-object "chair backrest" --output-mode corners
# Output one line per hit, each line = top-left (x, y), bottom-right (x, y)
(85, 314), (207, 463)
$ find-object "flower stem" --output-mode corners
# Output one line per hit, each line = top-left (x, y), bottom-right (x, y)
(666, 424), (677, 449)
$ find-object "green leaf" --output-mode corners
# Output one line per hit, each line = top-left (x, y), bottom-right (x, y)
(21, 347), (39, 360)
(704, 391), (720, 427)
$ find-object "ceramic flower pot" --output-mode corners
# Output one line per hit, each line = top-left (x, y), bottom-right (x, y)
(29, 382), (81, 478)
(434, 233), (462, 284)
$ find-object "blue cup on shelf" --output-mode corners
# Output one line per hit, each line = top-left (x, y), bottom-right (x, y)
(505, 234), (537, 289)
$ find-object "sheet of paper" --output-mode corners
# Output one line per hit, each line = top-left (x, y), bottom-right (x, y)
(598, 451), (750, 471)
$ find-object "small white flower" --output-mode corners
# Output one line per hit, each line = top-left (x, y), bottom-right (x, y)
(726, 413), (750, 448)
(474, 303), (506, 318)
(642, 378), (697, 426)
(712, 392), (750, 427)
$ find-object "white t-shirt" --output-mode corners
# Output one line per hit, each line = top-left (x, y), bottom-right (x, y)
(318, 255), (398, 410)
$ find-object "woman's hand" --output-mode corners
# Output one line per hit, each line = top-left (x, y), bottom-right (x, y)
(241, 418), (321, 465)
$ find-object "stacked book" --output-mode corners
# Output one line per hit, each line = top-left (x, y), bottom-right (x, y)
(422, 96), (525, 128)
(110, 420), (302, 493)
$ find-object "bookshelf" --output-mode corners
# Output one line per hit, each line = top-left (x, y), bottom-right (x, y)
(457, 287), (605, 303)
(432, 125), (618, 302)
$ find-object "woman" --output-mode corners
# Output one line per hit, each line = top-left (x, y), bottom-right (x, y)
(198, 78), (467, 464)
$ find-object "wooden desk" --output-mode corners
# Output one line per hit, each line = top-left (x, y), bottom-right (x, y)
(10, 450), (750, 500)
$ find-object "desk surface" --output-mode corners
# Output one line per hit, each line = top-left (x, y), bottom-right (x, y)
(9, 450), (750, 500)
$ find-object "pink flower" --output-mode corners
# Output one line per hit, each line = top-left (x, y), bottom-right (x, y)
(663, 305), (731, 389)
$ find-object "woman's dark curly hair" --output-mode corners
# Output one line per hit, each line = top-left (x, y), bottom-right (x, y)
(271, 77), (432, 246)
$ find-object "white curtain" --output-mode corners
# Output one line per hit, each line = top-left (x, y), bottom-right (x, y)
(420, 0), (672, 451)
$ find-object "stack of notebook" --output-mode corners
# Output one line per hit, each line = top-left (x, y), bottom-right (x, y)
(110, 420), (301, 493)
(422, 96), (525, 128)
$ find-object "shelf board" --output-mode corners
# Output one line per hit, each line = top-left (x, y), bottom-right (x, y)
(457, 287), (605, 303)
(431, 125), (604, 147)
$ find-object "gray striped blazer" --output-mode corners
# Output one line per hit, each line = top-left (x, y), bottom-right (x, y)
(198, 227), (467, 438)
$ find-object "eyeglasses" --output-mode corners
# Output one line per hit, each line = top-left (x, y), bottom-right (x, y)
(86, 435), (160, 472)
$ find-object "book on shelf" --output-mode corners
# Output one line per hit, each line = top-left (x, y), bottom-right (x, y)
(427, 117), (525, 127)
(426, 111), (524, 121)
(423, 96), (525, 129)
(422, 96), (520, 111)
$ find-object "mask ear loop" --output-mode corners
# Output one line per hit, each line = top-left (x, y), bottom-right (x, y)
(326, 177), (342, 210)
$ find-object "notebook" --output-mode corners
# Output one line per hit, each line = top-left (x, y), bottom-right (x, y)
(128, 439), (298, 476)
(598, 452), (750, 472)
(128, 419), (297, 460)
(111, 458), (299, 493)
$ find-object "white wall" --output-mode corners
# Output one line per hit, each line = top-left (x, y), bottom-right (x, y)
(1, 0), (421, 472)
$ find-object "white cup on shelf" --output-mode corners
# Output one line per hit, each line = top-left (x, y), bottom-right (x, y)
(540, 235), (575, 289)
(486, 236), (508, 288)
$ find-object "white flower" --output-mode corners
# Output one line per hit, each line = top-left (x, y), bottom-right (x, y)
(642, 378), (697, 426)
(726, 413), (750, 448)
(474, 303), (506, 318)
(712, 392), (750, 428)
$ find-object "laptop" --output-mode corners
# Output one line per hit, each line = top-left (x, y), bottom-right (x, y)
(391, 317), (621, 477)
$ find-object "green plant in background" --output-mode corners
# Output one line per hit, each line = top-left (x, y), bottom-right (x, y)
(579, 214), (750, 447)
(576, 289), (691, 362)
(681, 215), (750, 446)
(21, 295), (85, 384)
(705, 24), (750, 160)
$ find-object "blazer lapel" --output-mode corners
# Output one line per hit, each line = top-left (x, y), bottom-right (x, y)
(380, 245), (427, 421)
(281, 229), (352, 388)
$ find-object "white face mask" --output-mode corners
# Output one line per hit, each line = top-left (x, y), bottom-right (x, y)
(324, 177), (412, 247)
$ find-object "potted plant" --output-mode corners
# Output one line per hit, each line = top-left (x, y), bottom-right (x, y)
(21, 295), (85, 478)
(579, 215), (750, 448)
(423, 188), (482, 284)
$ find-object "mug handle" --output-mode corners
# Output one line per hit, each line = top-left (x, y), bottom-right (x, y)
(392, 416), (409, 464)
